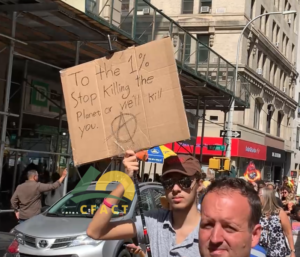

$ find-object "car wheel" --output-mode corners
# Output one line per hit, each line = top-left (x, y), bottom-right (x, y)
(117, 249), (131, 257)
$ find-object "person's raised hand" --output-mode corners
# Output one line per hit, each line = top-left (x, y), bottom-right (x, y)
(123, 150), (138, 178)
(62, 169), (68, 177)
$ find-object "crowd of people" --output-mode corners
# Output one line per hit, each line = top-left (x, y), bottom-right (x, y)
(87, 151), (298, 257)
(8, 149), (300, 257)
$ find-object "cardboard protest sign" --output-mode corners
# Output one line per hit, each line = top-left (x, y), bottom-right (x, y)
(60, 38), (190, 165)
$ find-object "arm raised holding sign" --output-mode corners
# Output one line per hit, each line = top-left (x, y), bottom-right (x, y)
(86, 150), (139, 240)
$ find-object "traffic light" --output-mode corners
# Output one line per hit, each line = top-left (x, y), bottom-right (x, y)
(209, 157), (230, 171)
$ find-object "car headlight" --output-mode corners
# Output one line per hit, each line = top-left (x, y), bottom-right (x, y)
(69, 235), (101, 247)
(15, 232), (24, 245)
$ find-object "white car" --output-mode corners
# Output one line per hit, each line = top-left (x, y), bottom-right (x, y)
(8, 181), (165, 257)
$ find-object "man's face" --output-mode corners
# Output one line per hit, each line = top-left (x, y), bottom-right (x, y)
(162, 173), (198, 211)
(199, 190), (261, 257)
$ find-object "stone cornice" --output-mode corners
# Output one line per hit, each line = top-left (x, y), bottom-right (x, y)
(241, 67), (298, 111)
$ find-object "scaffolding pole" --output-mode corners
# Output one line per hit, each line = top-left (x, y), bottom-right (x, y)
(5, 148), (71, 157)
(53, 97), (63, 173)
(14, 52), (63, 70)
(193, 96), (200, 157)
(63, 41), (80, 196)
(0, 12), (17, 190)
(199, 99), (206, 163)
(12, 60), (28, 192)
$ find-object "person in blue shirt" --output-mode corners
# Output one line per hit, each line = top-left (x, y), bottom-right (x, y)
(250, 244), (266, 257)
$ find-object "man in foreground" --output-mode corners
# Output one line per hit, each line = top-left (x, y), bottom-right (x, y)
(199, 178), (262, 257)
(87, 150), (201, 257)
(11, 169), (67, 223)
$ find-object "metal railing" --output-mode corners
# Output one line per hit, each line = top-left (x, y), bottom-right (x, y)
(84, 0), (250, 106)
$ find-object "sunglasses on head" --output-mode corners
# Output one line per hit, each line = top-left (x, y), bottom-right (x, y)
(161, 177), (194, 190)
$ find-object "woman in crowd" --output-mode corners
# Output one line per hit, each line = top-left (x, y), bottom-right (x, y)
(258, 187), (296, 257)
(280, 186), (295, 216)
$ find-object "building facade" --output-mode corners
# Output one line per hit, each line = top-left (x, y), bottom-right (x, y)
(151, 0), (299, 181)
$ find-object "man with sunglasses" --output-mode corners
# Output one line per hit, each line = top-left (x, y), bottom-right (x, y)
(87, 150), (201, 257)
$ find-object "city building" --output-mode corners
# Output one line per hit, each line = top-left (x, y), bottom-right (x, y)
(155, 0), (300, 181)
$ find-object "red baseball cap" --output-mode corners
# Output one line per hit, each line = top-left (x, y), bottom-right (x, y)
(162, 155), (201, 177)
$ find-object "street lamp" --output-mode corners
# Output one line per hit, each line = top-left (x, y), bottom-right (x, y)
(226, 10), (297, 159)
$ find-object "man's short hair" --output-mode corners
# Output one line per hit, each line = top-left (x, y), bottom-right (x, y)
(27, 170), (38, 179)
(203, 178), (262, 229)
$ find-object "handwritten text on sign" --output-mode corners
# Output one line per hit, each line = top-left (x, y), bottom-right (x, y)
(60, 38), (190, 165)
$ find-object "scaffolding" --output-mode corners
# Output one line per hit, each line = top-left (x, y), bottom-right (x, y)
(0, 0), (250, 211)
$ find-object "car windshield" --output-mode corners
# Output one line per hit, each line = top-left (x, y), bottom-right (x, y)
(46, 190), (132, 218)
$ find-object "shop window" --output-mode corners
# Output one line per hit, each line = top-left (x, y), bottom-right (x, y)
(254, 99), (262, 130)
(277, 111), (283, 137)
(266, 105), (274, 134)
(182, 0), (194, 14)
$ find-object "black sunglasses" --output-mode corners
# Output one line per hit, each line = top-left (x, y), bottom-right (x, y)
(161, 177), (194, 190)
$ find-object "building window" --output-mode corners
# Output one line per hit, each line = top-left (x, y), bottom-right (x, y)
(280, 70), (284, 90)
(254, 99), (262, 130)
(269, 61), (274, 84)
(285, 37), (289, 57)
(250, 0), (255, 19)
(294, 14), (297, 33)
(277, 112), (283, 137)
(260, 6), (265, 32)
(137, 0), (151, 11)
(210, 116), (218, 121)
(266, 105), (274, 134)
(121, 0), (130, 13)
(182, 0), (194, 14)
(197, 34), (209, 63)
(184, 35), (191, 63)
(292, 44), (295, 65)
(282, 33), (286, 54)
(298, 92), (300, 118)
(297, 127), (300, 150)
(272, 21), (276, 43)
(200, 0), (212, 8)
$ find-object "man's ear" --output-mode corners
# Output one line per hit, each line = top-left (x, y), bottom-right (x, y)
(251, 224), (262, 248)
(197, 180), (203, 192)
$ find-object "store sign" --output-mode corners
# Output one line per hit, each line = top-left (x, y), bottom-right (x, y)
(24, 76), (67, 119)
(245, 147), (260, 154)
(238, 140), (266, 160)
(272, 152), (281, 158)
(266, 147), (285, 163)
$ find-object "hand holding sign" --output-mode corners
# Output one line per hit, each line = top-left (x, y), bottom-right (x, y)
(60, 38), (190, 165)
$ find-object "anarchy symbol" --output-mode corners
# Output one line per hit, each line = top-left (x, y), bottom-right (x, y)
(111, 112), (137, 144)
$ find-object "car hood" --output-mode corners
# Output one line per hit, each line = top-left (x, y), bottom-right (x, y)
(15, 214), (91, 238)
